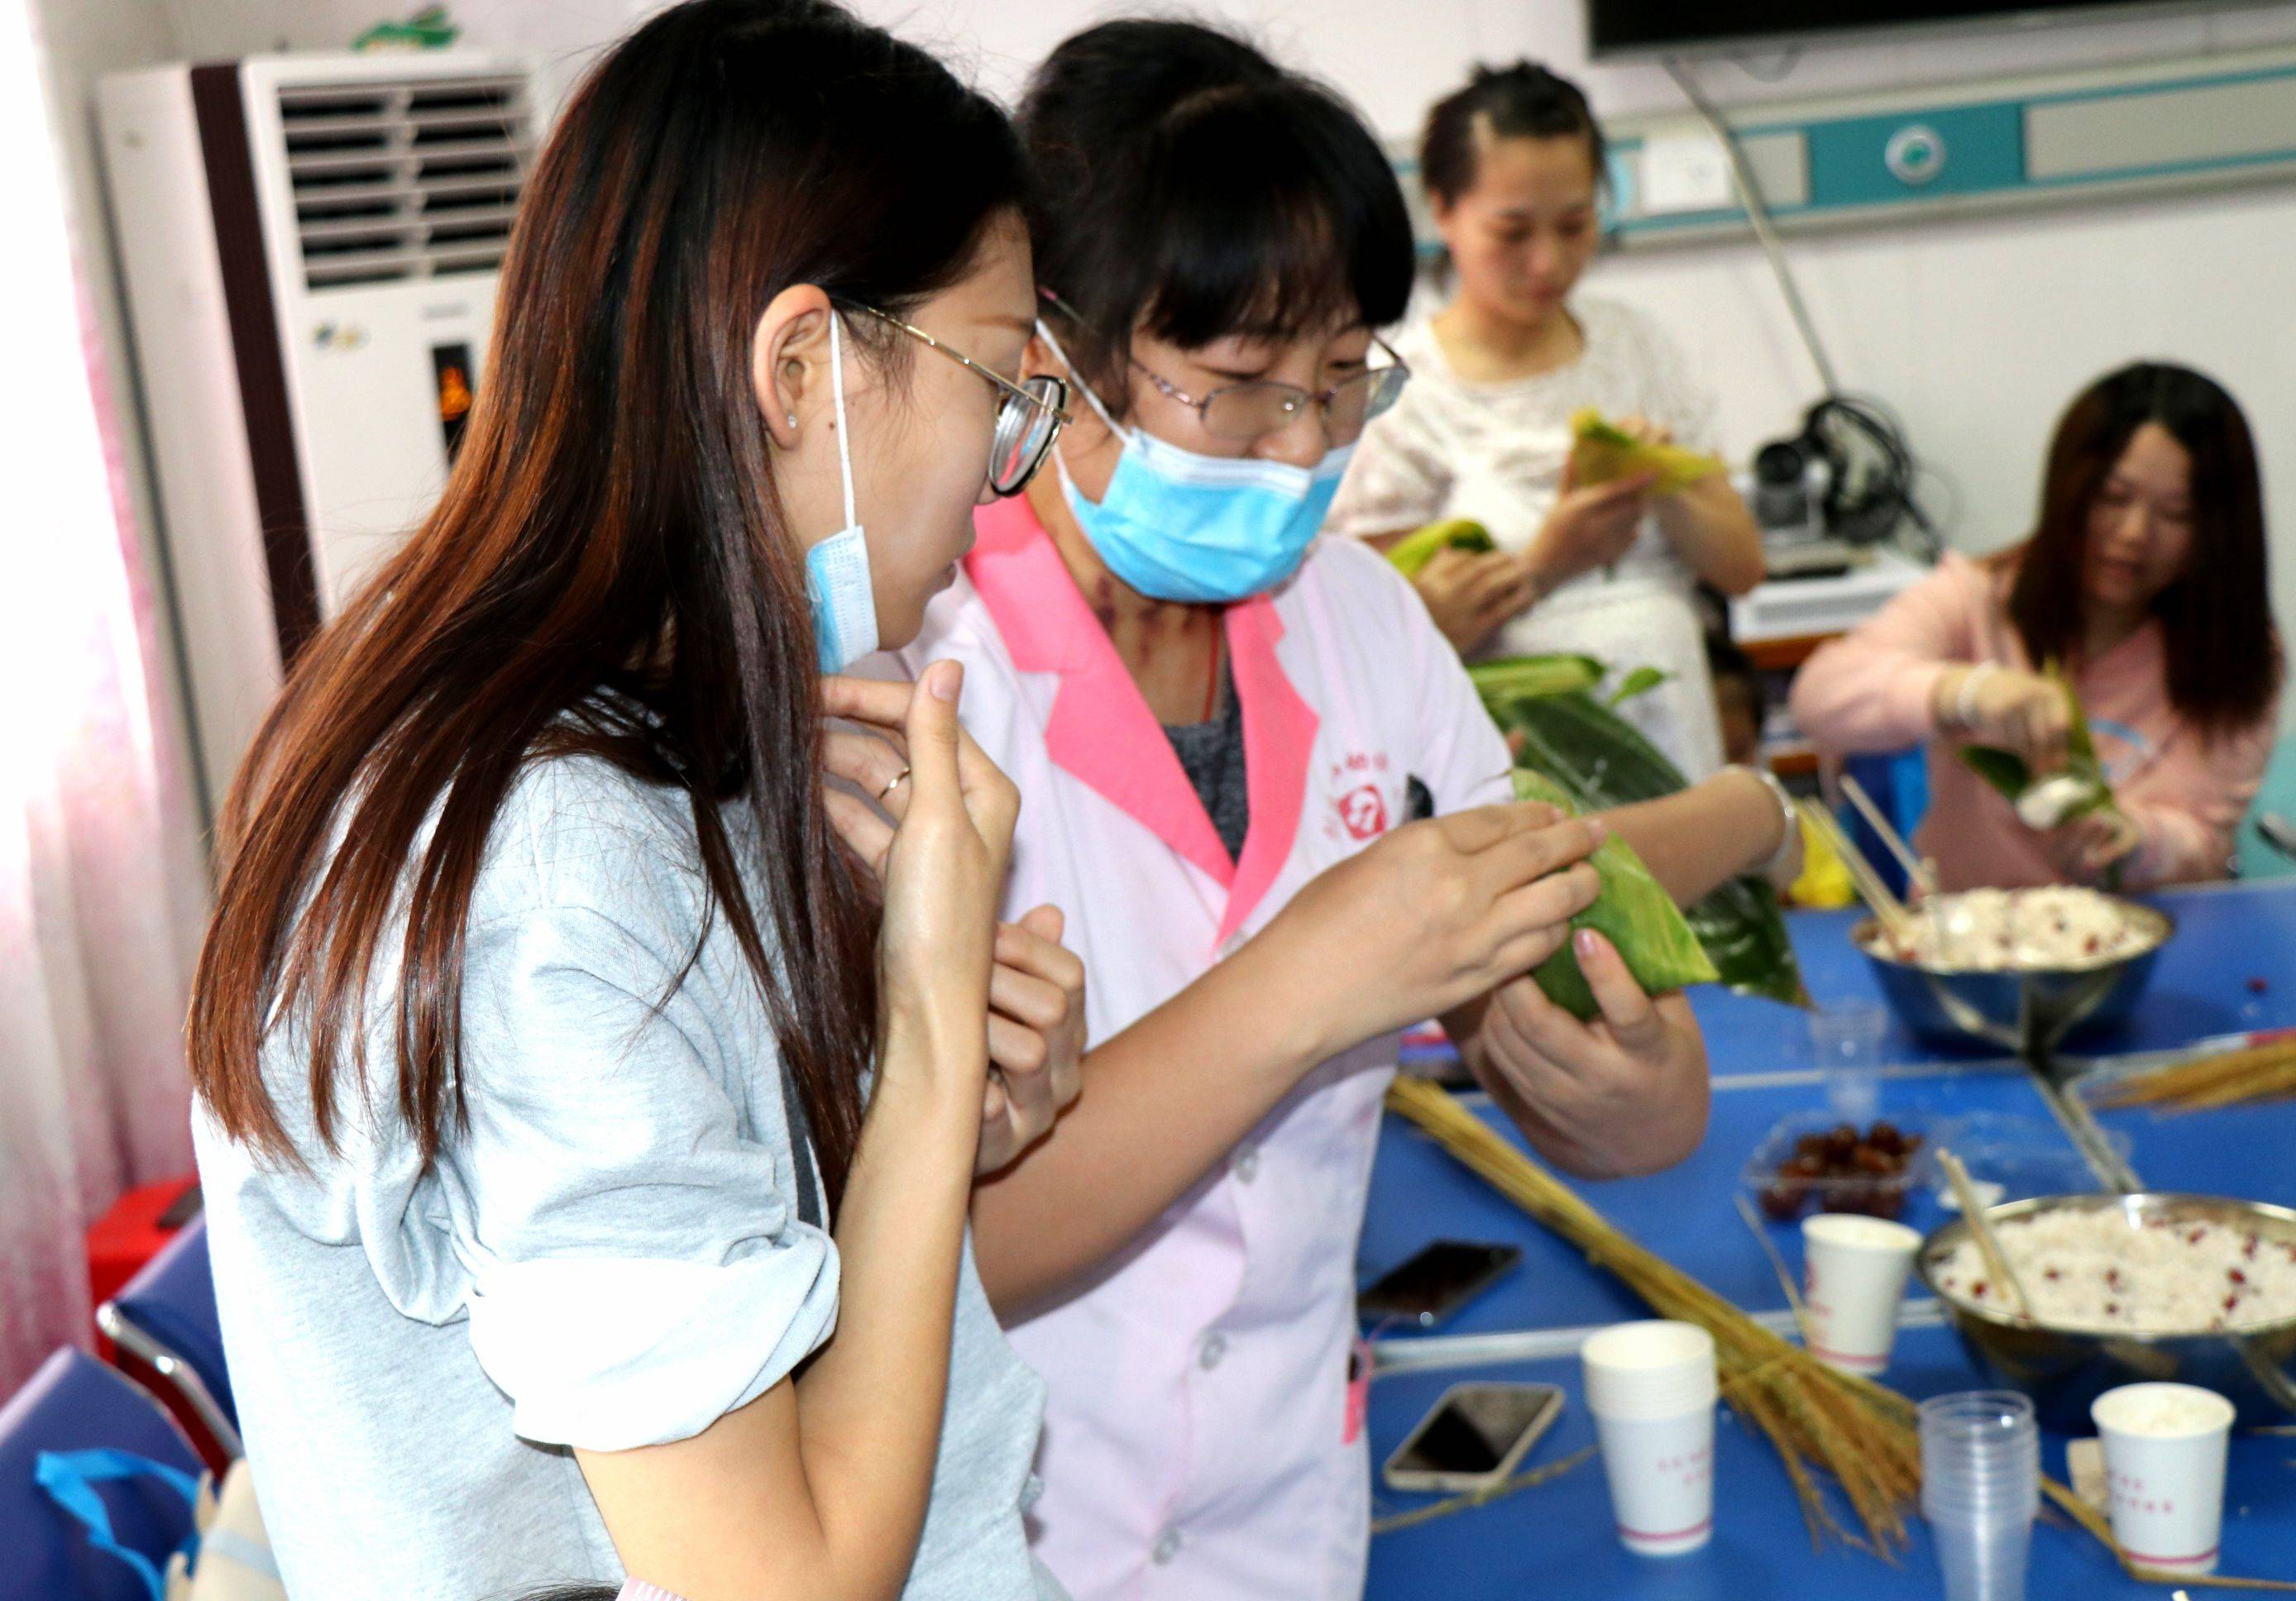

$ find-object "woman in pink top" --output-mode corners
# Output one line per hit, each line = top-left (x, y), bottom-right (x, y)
(1791, 362), (2281, 890)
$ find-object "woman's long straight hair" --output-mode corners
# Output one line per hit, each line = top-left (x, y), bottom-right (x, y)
(187, 0), (1025, 1207)
(2003, 361), (2279, 740)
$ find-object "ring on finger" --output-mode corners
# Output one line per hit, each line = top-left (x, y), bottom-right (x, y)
(878, 767), (911, 801)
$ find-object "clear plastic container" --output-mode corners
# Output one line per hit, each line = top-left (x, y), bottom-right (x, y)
(1744, 1111), (1940, 1224)
(1921, 1392), (2040, 1601)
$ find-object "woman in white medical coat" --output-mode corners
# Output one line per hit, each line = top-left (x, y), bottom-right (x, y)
(838, 22), (1799, 1601)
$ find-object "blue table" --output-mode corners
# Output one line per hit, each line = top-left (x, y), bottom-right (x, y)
(1362, 1065), (2084, 1345)
(2072, 1064), (2296, 1213)
(1693, 880), (2296, 1078)
(1359, 881), (2296, 1594)
(1365, 1330), (2296, 1600)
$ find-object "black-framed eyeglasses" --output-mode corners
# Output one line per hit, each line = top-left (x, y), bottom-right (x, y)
(1039, 289), (1409, 447)
(845, 304), (1071, 497)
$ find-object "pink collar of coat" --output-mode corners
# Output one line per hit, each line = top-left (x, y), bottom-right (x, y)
(964, 495), (1319, 946)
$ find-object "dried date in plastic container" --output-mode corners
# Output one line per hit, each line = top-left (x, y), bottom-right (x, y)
(1744, 1111), (1938, 1223)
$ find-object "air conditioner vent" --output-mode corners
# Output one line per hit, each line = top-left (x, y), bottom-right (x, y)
(277, 73), (531, 290)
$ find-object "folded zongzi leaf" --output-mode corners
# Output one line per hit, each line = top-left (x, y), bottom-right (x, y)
(1511, 767), (1718, 1019)
(1569, 407), (1724, 496)
(1958, 664), (2117, 829)
(1489, 686), (1811, 1008)
(1387, 517), (1496, 578)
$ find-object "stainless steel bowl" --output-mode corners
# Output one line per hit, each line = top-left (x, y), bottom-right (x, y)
(1919, 1192), (2296, 1429)
(1854, 899), (2173, 1058)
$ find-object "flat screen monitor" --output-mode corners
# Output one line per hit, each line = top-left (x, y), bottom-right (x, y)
(1586, 0), (2265, 59)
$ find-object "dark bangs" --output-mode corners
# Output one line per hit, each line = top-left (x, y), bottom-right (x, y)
(1021, 20), (1413, 406)
(1137, 82), (1413, 346)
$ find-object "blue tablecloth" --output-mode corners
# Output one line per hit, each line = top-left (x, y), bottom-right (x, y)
(2073, 1073), (2296, 1212)
(1360, 879), (2296, 1595)
(1361, 1065), (2081, 1344)
(1694, 880), (2296, 1077)
(1365, 1331), (2296, 1600)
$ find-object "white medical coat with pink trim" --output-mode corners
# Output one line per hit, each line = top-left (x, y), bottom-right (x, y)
(886, 494), (1515, 1601)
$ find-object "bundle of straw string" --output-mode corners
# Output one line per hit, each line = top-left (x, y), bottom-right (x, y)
(1384, 1077), (2296, 1589)
(2089, 1039), (2296, 1113)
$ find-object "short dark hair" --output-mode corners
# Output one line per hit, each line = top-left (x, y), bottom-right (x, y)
(1017, 19), (1414, 412)
(2004, 361), (2280, 739)
(1420, 61), (1605, 209)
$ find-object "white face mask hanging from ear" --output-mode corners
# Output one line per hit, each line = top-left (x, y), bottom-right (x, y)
(804, 310), (880, 673)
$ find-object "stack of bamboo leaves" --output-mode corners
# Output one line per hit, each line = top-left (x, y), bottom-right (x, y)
(2088, 1039), (2296, 1113)
(1384, 1078), (2296, 1589)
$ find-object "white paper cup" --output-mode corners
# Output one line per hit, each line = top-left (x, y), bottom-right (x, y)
(1581, 1321), (1718, 1420)
(1801, 1212), (1921, 1374)
(2091, 1383), (2236, 1575)
(1592, 1405), (1716, 1556)
(1583, 1321), (1719, 1556)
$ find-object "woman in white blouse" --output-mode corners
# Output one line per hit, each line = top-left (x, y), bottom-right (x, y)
(1332, 61), (1763, 777)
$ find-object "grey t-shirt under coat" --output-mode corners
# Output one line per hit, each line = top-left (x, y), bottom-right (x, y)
(194, 752), (1058, 1600)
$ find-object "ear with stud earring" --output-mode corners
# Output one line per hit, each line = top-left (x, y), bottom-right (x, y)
(786, 411), (798, 428)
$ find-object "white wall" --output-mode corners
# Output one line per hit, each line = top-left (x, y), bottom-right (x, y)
(854, 0), (2296, 675)
(45, 0), (2296, 745)
(32, 0), (650, 823)
(932, 0), (2283, 671)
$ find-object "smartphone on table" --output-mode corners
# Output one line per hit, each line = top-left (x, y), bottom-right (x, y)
(1382, 1380), (1566, 1494)
(1356, 1240), (1522, 1330)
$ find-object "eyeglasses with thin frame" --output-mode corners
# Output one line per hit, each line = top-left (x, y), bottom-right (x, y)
(1039, 291), (1411, 447)
(844, 303), (1071, 497)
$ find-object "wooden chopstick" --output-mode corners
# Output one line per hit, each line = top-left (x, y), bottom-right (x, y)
(1839, 773), (1939, 901)
(1938, 1147), (2033, 1321)
(1798, 796), (1914, 941)
(1733, 1190), (1811, 1340)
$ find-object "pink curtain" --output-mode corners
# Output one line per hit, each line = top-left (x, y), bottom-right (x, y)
(1, 0), (209, 1397)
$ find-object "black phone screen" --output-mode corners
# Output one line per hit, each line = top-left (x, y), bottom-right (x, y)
(1392, 1384), (1562, 1476)
(1357, 1240), (1521, 1324)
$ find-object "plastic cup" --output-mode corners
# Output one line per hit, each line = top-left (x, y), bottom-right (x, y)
(1801, 1212), (1921, 1374)
(1810, 1000), (1888, 1122)
(1934, 1517), (2035, 1601)
(1582, 1321), (1718, 1556)
(1921, 1392), (2040, 1601)
(2091, 1383), (2236, 1575)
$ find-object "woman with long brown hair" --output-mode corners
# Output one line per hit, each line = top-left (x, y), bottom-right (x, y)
(1793, 361), (2282, 889)
(185, 2), (1083, 1596)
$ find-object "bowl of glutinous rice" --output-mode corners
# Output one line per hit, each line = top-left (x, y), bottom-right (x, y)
(1920, 1192), (2296, 1428)
(1854, 887), (2171, 1056)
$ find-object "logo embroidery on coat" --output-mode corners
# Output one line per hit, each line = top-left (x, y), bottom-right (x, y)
(1323, 752), (1394, 844)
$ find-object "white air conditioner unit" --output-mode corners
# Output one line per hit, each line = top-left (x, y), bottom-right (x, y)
(98, 50), (537, 810)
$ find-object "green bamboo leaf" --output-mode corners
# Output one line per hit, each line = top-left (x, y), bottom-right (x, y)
(1388, 518), (1496, 578)
(1467, 653), (1606, 704)
(1487, 688), (1810, 1009)
(1959, 664), (2118, 828)
(1511, 769), (1717, 1017)
(1607, 666), (1672, 708)
(1959, 744), (2033, 802)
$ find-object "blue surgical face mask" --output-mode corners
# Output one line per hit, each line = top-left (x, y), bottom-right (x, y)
(806, 311), (881, 673)
(1040, 323), (1353, 605)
